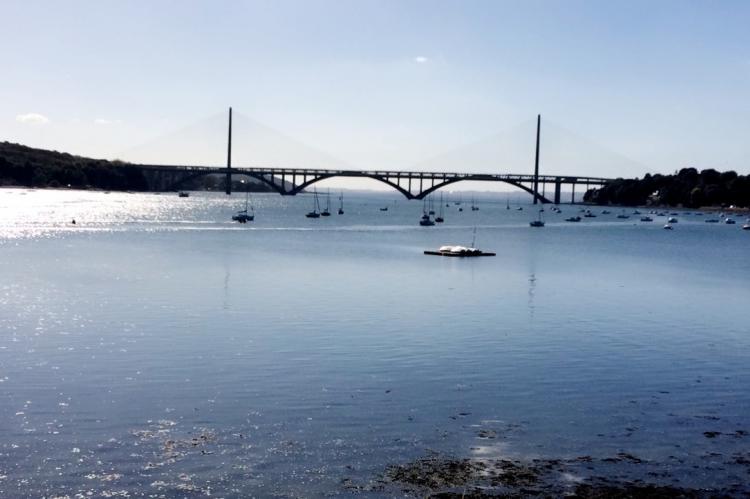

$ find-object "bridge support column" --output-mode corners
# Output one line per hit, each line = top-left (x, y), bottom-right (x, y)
(571, 183), (576, 204)
(554, 178), (561, 204)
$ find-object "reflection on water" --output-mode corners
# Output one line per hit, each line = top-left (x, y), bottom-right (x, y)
(1, 188), (749, 496)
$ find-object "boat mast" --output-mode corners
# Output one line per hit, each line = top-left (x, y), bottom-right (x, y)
(226, 107), (232, 195)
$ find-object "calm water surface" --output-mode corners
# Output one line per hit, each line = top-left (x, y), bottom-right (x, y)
(1, 189), (749, 496)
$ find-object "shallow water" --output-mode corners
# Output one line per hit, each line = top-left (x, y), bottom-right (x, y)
(1, 188), (749, 496)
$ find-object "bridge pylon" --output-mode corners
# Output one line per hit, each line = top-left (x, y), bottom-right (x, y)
(533, 114), (541, 204)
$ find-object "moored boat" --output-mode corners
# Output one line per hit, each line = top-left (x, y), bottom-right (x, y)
(306, 188), (321, 218)
(424, 245), (496, 257)
(232, 191), (255, 223)
(529, 209), (545, 227)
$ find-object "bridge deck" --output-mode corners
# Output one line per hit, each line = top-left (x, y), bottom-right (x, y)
(136, 164), (612, 203)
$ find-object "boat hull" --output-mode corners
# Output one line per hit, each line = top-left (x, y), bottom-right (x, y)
(424, 251), (496, 257)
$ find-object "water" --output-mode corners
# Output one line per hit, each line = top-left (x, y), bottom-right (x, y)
(1, 188), (749, 496)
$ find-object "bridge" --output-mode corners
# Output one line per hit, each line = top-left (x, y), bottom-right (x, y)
(136, 109), (613, 204)
(139, 164), (609, 204)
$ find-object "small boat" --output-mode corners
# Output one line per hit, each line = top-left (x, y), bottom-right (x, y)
(232, 191), (255, 223)
(529, 209), (545, 227)
(667, 217), (678, 223)
(725, 218), (736, 224)
(516, 206), (523, 211)
(435, 193), (445, 223)
(565, 216), (581, 222)
(601, 210), (611, 215)
(419, 199), (435, 226)
(321, 189), (331, 216)
(338, 192), (344, 214)
(232, 210), (254, 223)
(583, 210), (596, 218)
(633, 210), (641, 215)
(306, 188), (321, 218)
(380, 206), (388, 212)
(419, 213), (435, 226)
(471, 197), (479, 211)
(663, 223), (674, 230)
(178, 191), (189, 198)
(742, 222), (750, 230)
(616, 210), (629, 219)
(425, 227), (494, 257)
(640, 216), (653, 222)
(506, 196), (510, 210)
(424, 245), (495, 257)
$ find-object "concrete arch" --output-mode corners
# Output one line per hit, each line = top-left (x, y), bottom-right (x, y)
(417, 176), (553, 203)
(290, 174), (415, 199)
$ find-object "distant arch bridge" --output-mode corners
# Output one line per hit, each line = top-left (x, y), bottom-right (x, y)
(137, 164), (612, 204)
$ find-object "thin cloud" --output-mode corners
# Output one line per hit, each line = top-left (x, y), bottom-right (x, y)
(16, 113), (50, 125)
(414, 56), (429, 64)
(94, 118), (121, 125)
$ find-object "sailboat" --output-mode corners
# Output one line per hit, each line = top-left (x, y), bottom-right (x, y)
(471, 196), (479, 211)
(506, 195), (510, 210)
(428, 196), (435, 215)
(338, 191), (344, 215)
(306, 188), (321, 218)
(321, 189), (331, 216)
(419, 198), (435, 226)
(232, 190), (255, 223)
(529, 209), (544, 227)
(435, 192), (445, 223)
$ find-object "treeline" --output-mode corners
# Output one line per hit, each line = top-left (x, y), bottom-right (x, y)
(584, 168), (750, 208)
(0, 141), (274, 192)
(0, 141), (149, 191)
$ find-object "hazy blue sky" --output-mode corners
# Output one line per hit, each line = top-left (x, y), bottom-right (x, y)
(3, 0), (749, 179)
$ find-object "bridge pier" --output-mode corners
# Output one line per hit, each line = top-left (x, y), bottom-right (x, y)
(571, 183), (576, 204)
(554, 178), (561, 204)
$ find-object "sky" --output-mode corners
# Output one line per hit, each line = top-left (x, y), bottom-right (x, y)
(3, 0), (750, 184)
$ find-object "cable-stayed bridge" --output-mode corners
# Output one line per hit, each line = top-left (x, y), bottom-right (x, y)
(133, 109), (614, 204)
(139, 163), (609, 204)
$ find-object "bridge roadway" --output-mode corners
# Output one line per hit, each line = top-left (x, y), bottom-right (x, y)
(136, 164), (612, 204)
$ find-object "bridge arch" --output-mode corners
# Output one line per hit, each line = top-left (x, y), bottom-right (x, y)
(417, 176), (553, 203)
(274, 172), (553, 203)
(290, 174), (414, 199)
